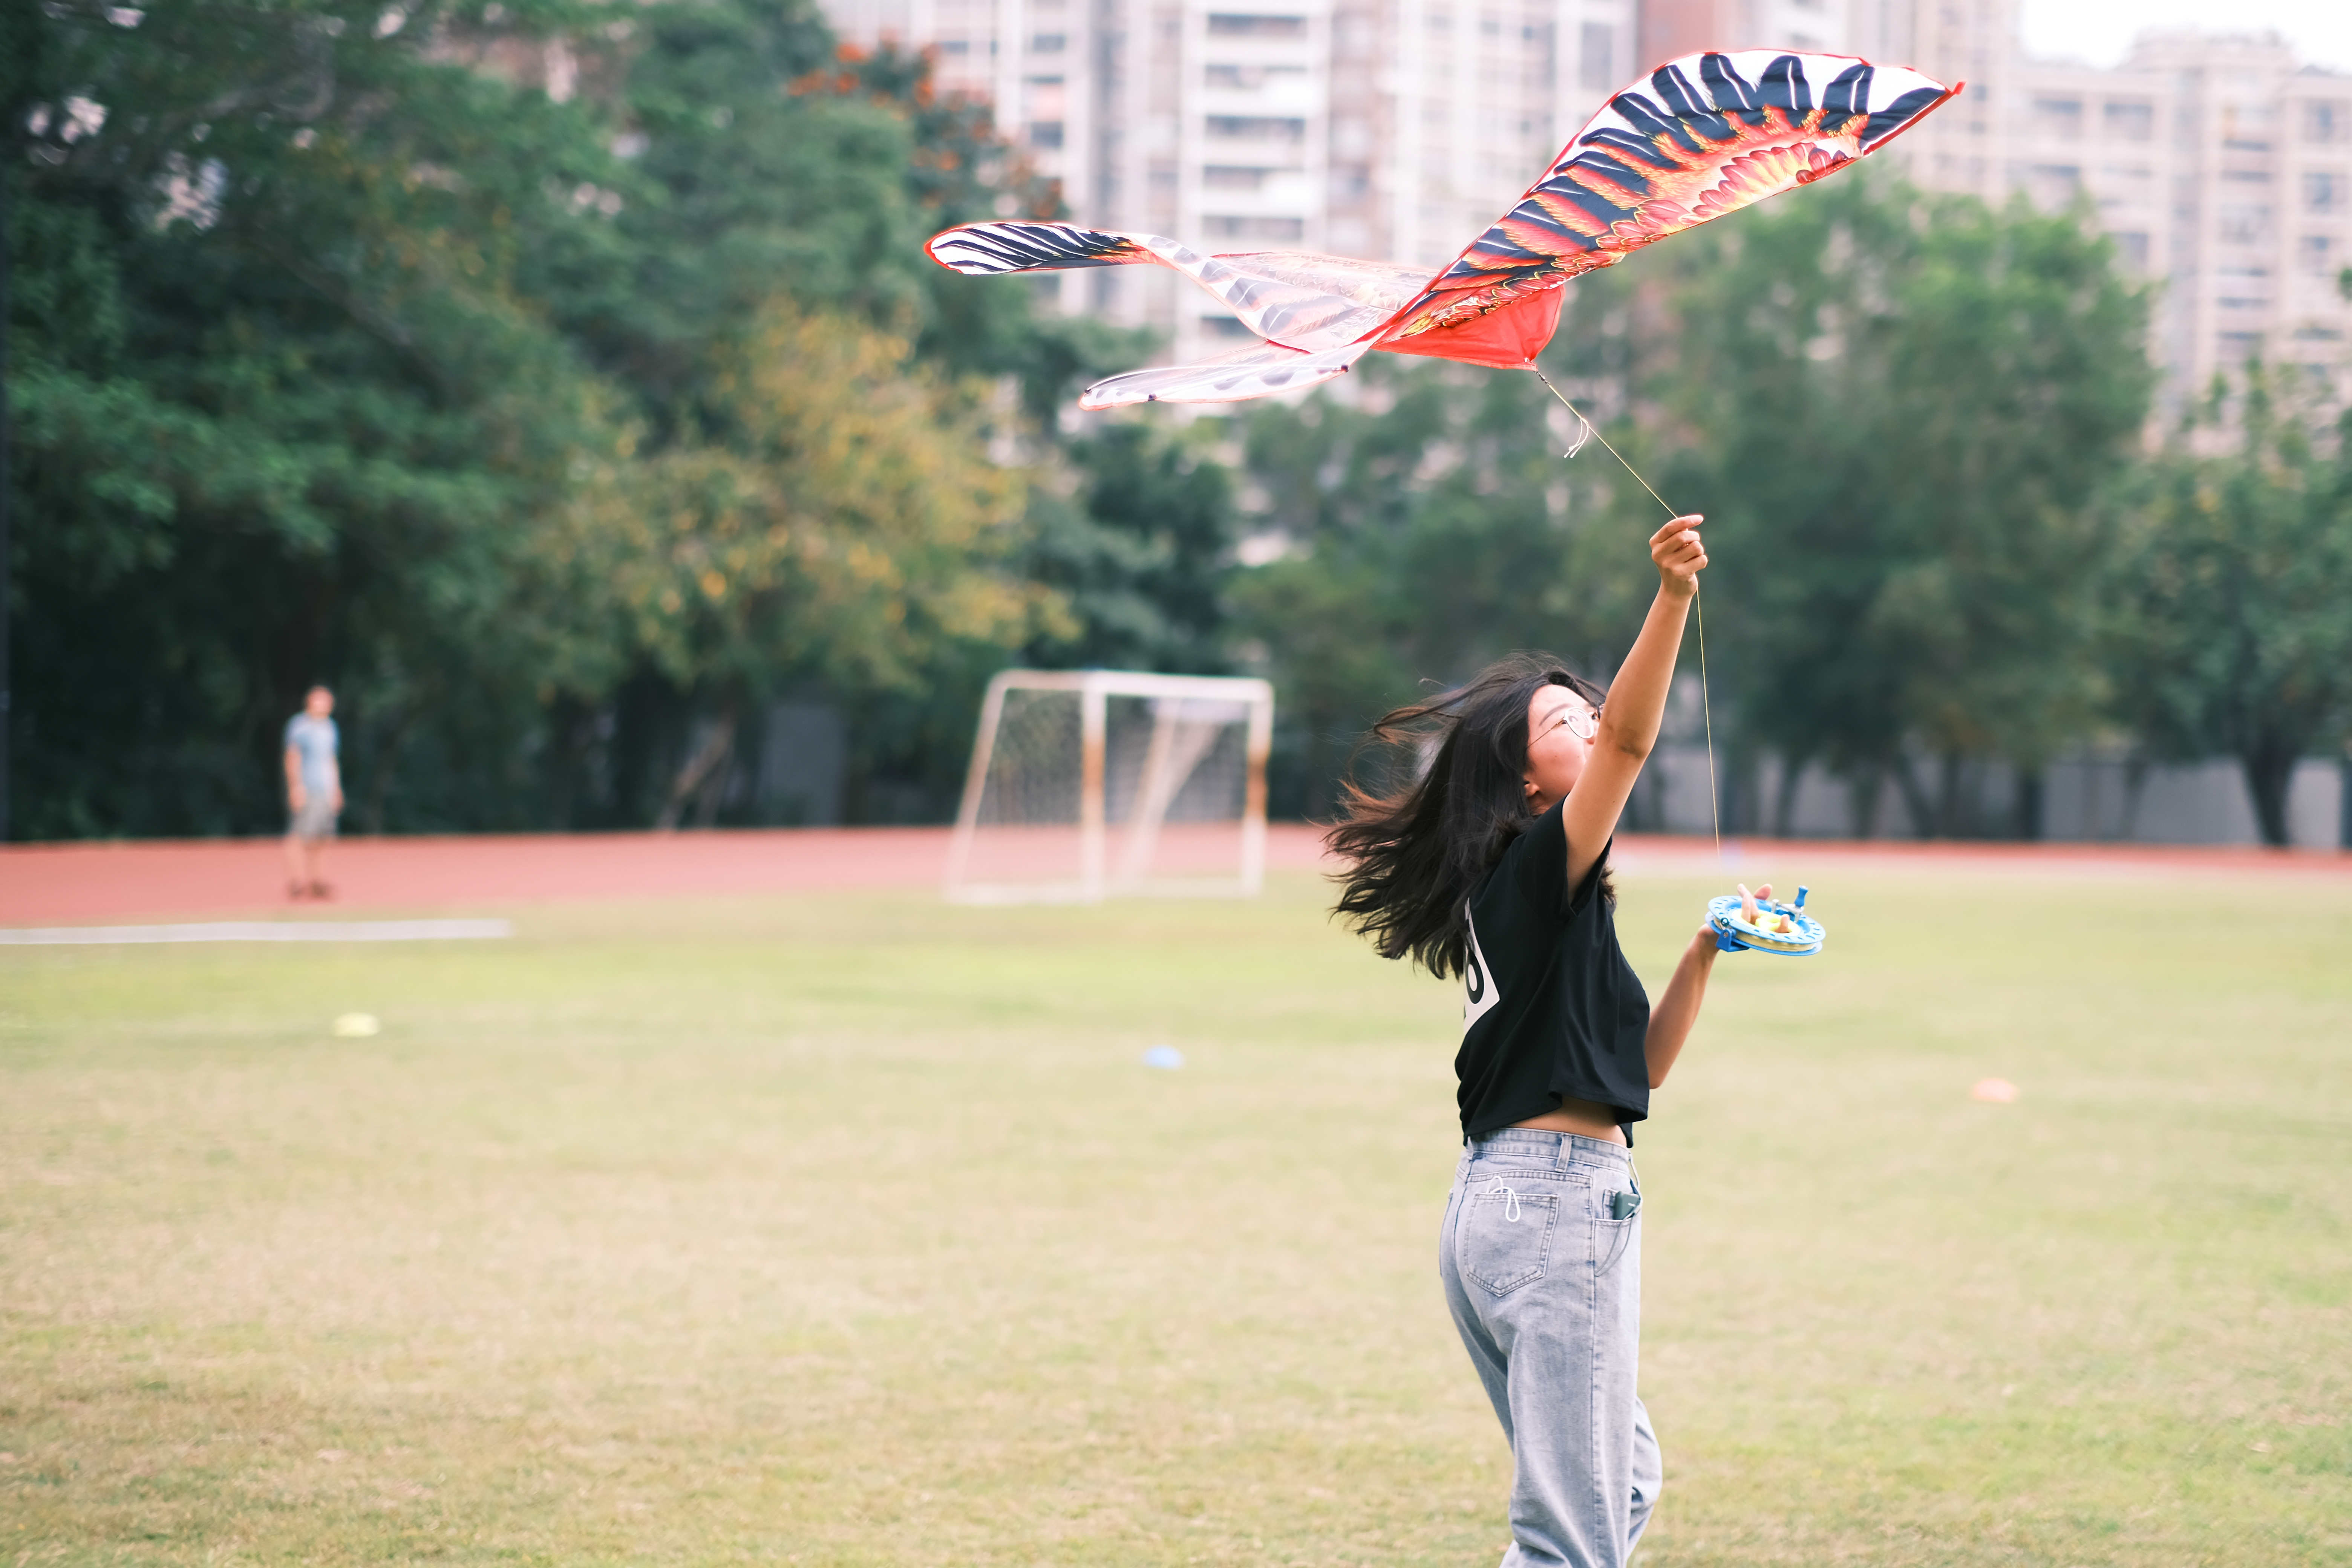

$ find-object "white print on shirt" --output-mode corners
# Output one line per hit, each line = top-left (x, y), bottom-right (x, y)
(1462, 906), (1502, 1038)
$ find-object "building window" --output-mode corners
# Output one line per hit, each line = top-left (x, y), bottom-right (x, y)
(2305, 100), (2347, 142)
(2217, 331), (2263, 360)
(2110, 231), (2150, 270)
(1205, 63), (1307, 90)
(1027, 121), (1064, 149)
(1025, 76), (1066, 116)
(2219, 204), (2270, 244)
(2032, 97), (2084, 139)
(1206, 115), (1307, 142)
(2029, 164), (2082, 208)
(1206, 13), (1307, 37)
(2103, 100), (2152, 141)
(2300, 234), (2335, 274)
(2307, 171), (2346, 214)
(1029, 32), (1064, 52)
(1202, 214), (1305, 240)
(1203, 165), (1266, 190)
(1579, 23), (1614, 91)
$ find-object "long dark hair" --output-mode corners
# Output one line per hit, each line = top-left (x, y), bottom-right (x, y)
(1326, 652), (1608, 978)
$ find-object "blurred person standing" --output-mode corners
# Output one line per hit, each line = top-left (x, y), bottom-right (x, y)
(282, 685), (343, 899)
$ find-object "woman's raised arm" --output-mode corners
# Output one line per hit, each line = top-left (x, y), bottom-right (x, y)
(1561, 516), (1707, 890)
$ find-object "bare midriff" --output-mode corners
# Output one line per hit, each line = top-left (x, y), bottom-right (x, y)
(1510, 1094), (1628, 1145)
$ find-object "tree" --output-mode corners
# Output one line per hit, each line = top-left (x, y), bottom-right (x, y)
(5, 0), (1121, 836)
(1020, 423), (1237, 675)
(1656, 172), (2153, 836)
(1220, 174), (2152, 833)
(549, 302), (1045, 825)
(2106, 369), (2352, 846)
(9, 0), (638, 835)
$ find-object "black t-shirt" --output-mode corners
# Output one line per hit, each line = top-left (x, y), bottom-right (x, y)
(1455, 801), (1652, 1142)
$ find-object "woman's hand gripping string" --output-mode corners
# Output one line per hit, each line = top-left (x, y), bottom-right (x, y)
(1651, 514), (1708, 600)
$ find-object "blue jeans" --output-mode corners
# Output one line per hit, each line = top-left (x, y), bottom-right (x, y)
(1441, 1128), (1661, 1567)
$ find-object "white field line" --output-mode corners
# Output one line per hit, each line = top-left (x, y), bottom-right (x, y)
(0, 919), (513, 946)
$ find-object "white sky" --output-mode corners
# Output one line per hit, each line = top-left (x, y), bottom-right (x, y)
(2020, 0), (2352, 74)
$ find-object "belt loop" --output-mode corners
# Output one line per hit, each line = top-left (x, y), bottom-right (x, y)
(1554, 1132), (1573, 1170)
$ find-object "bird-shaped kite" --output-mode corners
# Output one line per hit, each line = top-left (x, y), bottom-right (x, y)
(926, 49), (1958, 410)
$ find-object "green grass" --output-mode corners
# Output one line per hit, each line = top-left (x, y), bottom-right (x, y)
(3, 867), (2348, 1565)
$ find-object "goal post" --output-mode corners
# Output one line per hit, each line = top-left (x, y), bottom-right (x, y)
(944, 669), (1275, 904)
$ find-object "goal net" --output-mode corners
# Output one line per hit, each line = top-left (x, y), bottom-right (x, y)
(944, 670), (1274, 903)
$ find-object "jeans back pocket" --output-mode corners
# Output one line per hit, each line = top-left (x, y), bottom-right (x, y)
(1457, 1181), (1561, 1297)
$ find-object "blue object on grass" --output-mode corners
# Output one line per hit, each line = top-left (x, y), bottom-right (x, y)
(1141, 1045), (1186, 1070)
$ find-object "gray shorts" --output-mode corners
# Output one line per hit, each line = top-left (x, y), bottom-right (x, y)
(289, 796), (339, 839)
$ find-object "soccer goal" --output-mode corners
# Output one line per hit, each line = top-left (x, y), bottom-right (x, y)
(944, 669), (1275, 904)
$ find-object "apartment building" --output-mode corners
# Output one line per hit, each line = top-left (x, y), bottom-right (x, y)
(1326, 0), (1639, 276)
(2006, 32), (2352, 408)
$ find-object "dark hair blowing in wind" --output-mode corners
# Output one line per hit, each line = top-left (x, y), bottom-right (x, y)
(1327, 652), (1608, 979)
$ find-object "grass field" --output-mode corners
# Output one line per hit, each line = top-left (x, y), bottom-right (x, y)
(3, 866), (2348, 1565)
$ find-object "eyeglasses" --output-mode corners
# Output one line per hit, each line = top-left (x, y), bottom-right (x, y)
(1536, 701), (1602, 743)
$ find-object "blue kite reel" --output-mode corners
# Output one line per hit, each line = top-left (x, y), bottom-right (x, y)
(1708, 885), (1825, 957)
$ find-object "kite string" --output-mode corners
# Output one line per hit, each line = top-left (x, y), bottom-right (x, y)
(1532, 367), (1722, 858)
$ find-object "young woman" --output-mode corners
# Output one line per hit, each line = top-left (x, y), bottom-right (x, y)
(1329, 515), (1748, 1568)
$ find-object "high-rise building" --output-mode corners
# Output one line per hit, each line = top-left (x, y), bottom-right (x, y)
(2006, 32), (2352, 409)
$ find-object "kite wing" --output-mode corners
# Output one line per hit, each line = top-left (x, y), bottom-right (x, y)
(926, 223), (1430, 351)
(1075, 338), (1377, 411)
(925, 221), (1435, 405)
(1376, 49), (1957, 362)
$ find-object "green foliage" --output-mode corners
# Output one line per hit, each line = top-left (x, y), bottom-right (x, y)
(1022, 423), (1238, 674)
(5, 0), (1141, 836)
(1658, 172), (2153, 835)
(1230, 172), (2158, 831)
(2105, 369), (2352, 846)
(11, 0), (632, 834)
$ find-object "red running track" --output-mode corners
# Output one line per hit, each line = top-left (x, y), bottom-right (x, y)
(0, 825), (1336, 926)
(0, 827), (2342, 927)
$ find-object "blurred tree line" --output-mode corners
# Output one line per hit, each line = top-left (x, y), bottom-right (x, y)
(1232, 175), (2352, 845)
(6, 0), (1229, 835)
(5, 0), (2348, 843)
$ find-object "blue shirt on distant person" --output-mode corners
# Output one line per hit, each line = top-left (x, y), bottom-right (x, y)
(284, 713), (339, 796)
